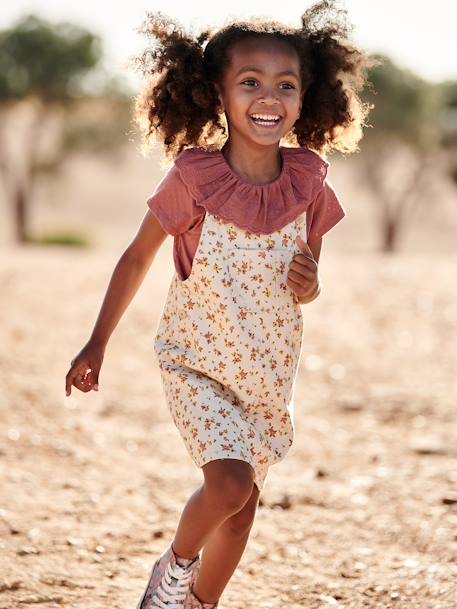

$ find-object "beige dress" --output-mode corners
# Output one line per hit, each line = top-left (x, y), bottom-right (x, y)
(149, 146), (346, 492)
(153, 209), (307, 492)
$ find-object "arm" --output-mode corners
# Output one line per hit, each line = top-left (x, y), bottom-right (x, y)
(65, 210), (168, 395)
(293, 178), (345, 304)
(89, 209), (168, 347)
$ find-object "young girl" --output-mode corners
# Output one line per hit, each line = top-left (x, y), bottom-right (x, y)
(65, 2), (376, 607)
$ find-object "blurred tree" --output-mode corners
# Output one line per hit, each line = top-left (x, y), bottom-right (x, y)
(439, 80), (457, 156)
(0, 14), (132, 243)
(361, 54), (457, 251)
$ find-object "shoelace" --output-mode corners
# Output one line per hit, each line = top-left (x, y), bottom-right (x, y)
(150, 560), (194, 609)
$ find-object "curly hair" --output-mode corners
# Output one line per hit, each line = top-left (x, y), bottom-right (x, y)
(129, 0), (380, 161)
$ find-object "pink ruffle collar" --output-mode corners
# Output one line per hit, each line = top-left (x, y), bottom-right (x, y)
(174, 145), (330, 234)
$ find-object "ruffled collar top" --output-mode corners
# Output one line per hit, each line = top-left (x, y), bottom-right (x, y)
(174, 145), (330, 234)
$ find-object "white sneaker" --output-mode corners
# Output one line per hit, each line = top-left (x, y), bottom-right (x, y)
(136, 544), (200, 609)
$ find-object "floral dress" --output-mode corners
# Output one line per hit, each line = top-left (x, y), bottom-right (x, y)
(149, 146), (346, 492)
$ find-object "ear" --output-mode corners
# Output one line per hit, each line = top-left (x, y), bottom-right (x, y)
(214, 83), (225, 115)
(297, 91), (305, 117)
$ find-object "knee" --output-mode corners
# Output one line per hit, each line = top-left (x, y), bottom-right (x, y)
(223, 499), (258, 537)
(202, 459), (255, 513)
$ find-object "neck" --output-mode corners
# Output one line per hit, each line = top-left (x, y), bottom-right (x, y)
(220, 139), (282, 185)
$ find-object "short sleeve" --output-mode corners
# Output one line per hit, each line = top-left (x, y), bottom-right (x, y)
(146, 164), (198, 236)
(306, 179), (346, 241)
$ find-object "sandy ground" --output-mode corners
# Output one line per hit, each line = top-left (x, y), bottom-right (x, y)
(1, 236), (456, 609)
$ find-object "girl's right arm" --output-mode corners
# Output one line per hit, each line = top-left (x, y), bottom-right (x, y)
(65, 209), (168, 396)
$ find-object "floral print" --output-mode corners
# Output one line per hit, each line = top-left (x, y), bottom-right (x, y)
(153, 210), (306, 492)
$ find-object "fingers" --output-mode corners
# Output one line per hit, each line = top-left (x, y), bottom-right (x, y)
(287, 273), (317, 293)
(65, 363), (97, 395)
(288, 234), (320, 304)
(291, 237), (317, 270)
(288, 261), (316, 280)
(287, 276), (320, 301)
(287, 260), (321, 298)
(65, 367), (78, 396)
(86, 368), (99, 391)
(290, 251), (317, 271)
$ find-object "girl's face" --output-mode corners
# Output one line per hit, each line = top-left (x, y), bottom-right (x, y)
(216, 37), (303, 147)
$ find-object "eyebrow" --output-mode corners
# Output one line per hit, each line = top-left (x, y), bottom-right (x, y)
(235, 66), (300, 79)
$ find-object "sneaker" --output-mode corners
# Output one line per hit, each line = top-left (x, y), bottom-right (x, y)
(184, 584), (219, 609)
(136, 543), (201, 609)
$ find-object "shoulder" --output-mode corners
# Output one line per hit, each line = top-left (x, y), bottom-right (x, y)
(281, 146), (330, 180)
(152, 162), (188, 197)
(146, 153), (205, 237)
(173, 146), (228, 200)
(281, 146), (331, 206)
(147, 150), (205, 204)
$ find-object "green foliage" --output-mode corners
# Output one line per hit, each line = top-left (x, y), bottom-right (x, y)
(27, 229), (92, 247)
(0, 13), (102, 101)
(0, 13), (135, 245)
(61, 96), (134, 156)
(438, 80), (457, 148)
(363, 53), (446, 150)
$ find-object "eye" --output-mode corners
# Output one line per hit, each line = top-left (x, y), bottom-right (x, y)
(241, 79), (296, 90)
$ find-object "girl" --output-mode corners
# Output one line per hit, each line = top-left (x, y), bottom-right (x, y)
(65, 2), (376, 608)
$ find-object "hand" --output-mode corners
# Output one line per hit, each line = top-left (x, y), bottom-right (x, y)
(287, 235), (321, 305)
(65, 341), (105, 396)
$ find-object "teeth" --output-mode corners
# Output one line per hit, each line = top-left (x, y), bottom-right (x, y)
(251, 114), (281, 121)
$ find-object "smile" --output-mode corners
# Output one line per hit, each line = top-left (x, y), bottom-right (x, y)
(249, 113), (283, 128)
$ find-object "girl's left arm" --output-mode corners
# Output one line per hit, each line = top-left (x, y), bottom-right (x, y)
(287, 236), (323, 305)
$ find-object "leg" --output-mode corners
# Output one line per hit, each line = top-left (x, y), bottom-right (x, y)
(191, 476), (261, 604)
(171, 458), (256, 560)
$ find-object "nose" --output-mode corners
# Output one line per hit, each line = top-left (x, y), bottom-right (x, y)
(257, 83), (280, 105)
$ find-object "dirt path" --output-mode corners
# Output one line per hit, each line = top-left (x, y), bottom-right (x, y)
(1, 246), (456, 609)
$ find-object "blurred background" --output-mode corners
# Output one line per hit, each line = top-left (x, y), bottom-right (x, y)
(1, 1), (457, 251)
(1, 2), (456, 609)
